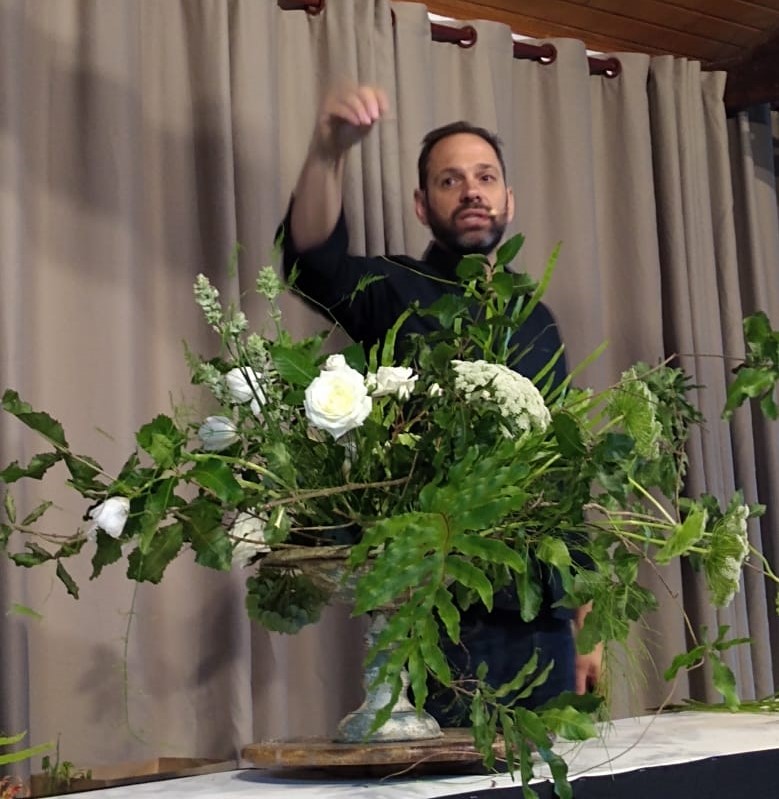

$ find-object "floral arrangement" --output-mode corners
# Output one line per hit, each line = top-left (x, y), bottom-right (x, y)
(2, 236), (778, 798)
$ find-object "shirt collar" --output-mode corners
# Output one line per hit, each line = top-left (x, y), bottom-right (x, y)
(422, 241), (463, 274)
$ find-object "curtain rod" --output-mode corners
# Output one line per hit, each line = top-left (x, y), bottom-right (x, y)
(278, 0), (622, 78)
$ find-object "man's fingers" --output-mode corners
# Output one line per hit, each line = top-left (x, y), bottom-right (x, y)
(575, 667), (587, 694)
(355, 85), (389, 121)
(326, 85), (389, 128)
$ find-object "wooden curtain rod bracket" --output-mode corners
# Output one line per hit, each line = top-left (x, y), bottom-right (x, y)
(513, 41), (557, 64)
(278, 0), (324, 14)
(430, 22), (477, 49)
(589, 56), (621, 78)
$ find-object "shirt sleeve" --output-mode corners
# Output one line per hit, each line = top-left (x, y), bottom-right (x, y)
(278, 199), (392, 344)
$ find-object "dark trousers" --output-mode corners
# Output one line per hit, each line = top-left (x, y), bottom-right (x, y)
(424, 609), (575, 727)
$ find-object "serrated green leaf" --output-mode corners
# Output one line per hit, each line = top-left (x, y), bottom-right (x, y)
(495, 233), (526, 267)
(539, 690), (603, 714)
(64, 453), (106, 491)
(182, 499), (233, 571)
(487, 271), (517, 302)
(759, 391), (778, 420)
(91, 529), (123, 579)
(656, 506), (706, 564)
(127, 523), (184, 583)
(493, 649), (540, 698)
(516, 563), (542, 622)
(455, 254), (488, 280)
(21, 500), (54, 527)
(445, 556), (493, 610)
(540, 705), (597, 741)
(136, 415), (183, 468)
(536, 536), (572, 570)
(54, 536), (86, 560)
(55, 561), (79, 599)
(187, 460), (244, 506)
(451, 532), (527, 574)
(613, 547), (640, 585)
(354, 556), (438, 614)
(538, 746), (572, 799)
(135, 477), (179, 552)
(10, 542), (53, 567)
(513, 706), (549, 743)
(407, 646), (428, 712)
(663, 644), (706, 681)
(711, 654), (740, 710)
(3, 492), (16, 523)
(0, 451), (63, 485)
(434, 586), (460, 644)
(552, 410), (586, 457)
(1, 389), (68, 448)
(270, 345), (318, 387)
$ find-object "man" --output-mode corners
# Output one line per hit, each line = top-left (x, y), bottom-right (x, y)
(282, 83), (601, 718)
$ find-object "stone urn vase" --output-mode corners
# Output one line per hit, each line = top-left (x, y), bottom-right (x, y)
(260, 545), (443, 743)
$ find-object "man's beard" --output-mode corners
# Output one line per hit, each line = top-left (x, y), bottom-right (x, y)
(424, 198), (509, 257)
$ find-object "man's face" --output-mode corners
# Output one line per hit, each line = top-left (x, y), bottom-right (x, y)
(414, 133), (515, 257)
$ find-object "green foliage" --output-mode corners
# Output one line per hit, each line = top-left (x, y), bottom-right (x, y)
(245, 570), (328, 633)
(38, 742), (92, 797)
(0, 732), (51, 767)
(724, 312), (779, 420)
(664, 626), (751, 710)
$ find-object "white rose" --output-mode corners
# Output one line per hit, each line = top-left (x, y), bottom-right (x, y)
(428, 382), (443, 398)
(231, 511), (270, 567)
(304, 365), (372, 440)
(87, 497), (130, 540)
(371, 366), (418, 400)
(225, 367), (265, 405)
(323, 354), (347, 371)
(198, 416), (239, 451)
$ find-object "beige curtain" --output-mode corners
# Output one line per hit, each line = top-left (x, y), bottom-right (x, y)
(1, 0), (778, 774)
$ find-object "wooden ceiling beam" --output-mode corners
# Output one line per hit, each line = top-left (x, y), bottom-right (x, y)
(719, 28), (779, 112)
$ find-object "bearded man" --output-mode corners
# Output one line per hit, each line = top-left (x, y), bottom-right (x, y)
(281, 84), (601, 721)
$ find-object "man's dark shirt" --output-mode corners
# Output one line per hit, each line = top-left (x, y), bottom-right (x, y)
(282, 207), (567, 391)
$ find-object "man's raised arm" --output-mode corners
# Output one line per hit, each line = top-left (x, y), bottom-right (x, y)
(290, 84), (389, 253)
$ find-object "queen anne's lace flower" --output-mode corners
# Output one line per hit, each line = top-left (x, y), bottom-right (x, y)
(704, 503), (750, 607)
(452, 360), (550, 434)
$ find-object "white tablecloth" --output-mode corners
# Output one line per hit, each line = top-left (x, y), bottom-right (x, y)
(59, 711), (779, 798)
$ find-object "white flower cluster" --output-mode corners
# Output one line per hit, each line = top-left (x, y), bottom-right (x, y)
(193, 273), (247, 336)
(705, 503), (750, 607)
(452, 359), (551, 434)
